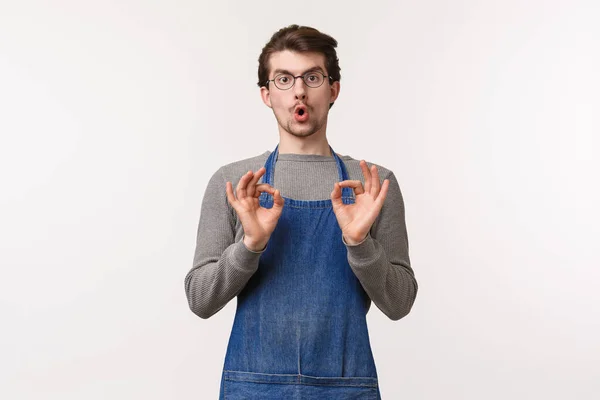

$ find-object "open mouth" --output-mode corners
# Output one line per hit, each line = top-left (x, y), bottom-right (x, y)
(294, 106), (309, 122)
(294, 108), (308, 122)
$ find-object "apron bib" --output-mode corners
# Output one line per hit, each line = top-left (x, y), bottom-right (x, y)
(219, 144), (381, 399)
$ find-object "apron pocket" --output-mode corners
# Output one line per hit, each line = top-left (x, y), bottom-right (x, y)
(223, 370), (378, 400)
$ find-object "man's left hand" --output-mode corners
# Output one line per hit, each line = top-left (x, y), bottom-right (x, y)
(330, 160), (389, 245)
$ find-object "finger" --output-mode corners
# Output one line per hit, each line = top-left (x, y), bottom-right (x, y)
(247, 167), (266, 198)
(330, 182), (343, 208)
(370, 164), (380, 195)
(374, 179), (389, 209)
(253, 183), (274, 198)
(236, 170), (253, 199)
(272, 188), (285, 210)
(360, 160), (371, 193)
(225, 181), (237, 205)
(338, 180), (365, 195)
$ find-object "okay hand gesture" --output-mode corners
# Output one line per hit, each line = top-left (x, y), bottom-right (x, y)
(225, 167), (284, 251)
(330, 160), (389, 245)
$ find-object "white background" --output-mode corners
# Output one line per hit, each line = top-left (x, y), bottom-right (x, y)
(1, 1), (598, 399)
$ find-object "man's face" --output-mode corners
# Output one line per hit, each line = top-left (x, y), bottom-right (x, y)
(260, 50), (340, 139)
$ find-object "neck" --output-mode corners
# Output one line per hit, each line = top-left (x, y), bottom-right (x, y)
(277, 127), (332, 157)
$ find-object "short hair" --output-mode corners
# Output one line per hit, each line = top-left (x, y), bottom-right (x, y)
(257, 25), (341, 109)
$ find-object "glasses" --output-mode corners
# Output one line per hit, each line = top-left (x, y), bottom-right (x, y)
(266, 71), (332, 90)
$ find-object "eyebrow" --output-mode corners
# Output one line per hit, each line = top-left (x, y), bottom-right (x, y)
(272, 66), (325, 76)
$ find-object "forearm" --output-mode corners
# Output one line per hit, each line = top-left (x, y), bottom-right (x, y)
(344, 233), (418, 321)
(185, 238), (265, 319)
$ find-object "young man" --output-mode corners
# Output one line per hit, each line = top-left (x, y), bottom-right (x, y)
(185, 24), (418, 399)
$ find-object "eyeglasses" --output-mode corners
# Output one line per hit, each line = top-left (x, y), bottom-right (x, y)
(266, 71), (333, 90)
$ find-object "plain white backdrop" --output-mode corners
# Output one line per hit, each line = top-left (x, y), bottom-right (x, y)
(1, 0), (598, 399)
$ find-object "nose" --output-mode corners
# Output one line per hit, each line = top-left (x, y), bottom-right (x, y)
(293, 77), (307, 100)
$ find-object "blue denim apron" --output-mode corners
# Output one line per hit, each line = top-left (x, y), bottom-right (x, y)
(219, 144), (381, 399)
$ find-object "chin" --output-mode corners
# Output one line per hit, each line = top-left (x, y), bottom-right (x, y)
(289, 129), (316, 138)
(287, 122), (317, 136)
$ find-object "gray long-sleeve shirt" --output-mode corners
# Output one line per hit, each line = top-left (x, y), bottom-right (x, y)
(184, 150), (418, 321)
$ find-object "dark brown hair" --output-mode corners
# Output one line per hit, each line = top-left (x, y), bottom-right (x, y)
(257, 25), (341, 109)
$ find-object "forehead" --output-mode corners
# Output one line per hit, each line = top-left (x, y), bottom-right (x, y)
(268, 50), (326, 76)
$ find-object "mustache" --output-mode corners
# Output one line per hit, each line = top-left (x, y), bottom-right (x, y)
(293, 104), (309, 112)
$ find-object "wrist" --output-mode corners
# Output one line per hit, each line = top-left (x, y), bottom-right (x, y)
(343, 233), (369, 246)
(243, 235), (268, 252)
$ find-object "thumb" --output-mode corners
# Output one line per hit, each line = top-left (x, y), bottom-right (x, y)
(330, 182), (344, 209)
(271, 189), (285, 211)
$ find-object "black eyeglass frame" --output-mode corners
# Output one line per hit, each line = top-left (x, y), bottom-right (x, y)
(265, 72), (334, 90)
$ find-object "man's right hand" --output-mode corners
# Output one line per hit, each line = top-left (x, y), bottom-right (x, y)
(225, 167), (284, 252)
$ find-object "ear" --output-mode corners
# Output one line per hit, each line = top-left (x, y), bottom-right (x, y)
(260, 86), (272, 108)
(330, 80), (340, 103)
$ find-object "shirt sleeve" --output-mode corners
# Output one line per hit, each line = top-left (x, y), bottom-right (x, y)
(184, 167), (266, 319)
(343, 170), (418, 321)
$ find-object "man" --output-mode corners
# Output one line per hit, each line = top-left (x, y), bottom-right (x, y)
(185, 24), (418, 399)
